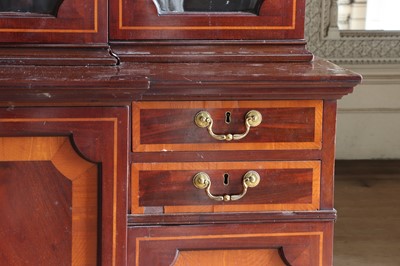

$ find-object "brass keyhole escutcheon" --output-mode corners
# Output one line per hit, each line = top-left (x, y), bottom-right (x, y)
(223, 173), (230, 186)
(225, 112), (231, 124)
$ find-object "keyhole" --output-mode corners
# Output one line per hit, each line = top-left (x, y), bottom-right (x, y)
(225, 112), (231, 124)
(223, 173), (230, 186)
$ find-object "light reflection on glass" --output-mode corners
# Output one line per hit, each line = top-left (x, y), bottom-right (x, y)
(153, 0), (263, 14)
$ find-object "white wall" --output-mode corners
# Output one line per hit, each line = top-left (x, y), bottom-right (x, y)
(336, 64), (400, 159)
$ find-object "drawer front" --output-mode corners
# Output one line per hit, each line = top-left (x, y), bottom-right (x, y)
(128, 222), (330, 266)
(132, 100), (323, 152)
(131, 161), (320, 214)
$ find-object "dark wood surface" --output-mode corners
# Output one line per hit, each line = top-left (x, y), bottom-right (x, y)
(128, 210), (337, 226)
(0, 46), (117, 66)
(0, 58), (361, 106)
(110, 41), (313, 63)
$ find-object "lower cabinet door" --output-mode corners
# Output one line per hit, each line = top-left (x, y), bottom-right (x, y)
(0, 107), (129, 266)
(128, 222), (333, 266)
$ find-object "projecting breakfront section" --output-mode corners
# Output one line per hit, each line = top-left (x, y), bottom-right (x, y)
(128, 99), (340, 265)
(0, 59), (361, 266)
(131, 100), (323, 213)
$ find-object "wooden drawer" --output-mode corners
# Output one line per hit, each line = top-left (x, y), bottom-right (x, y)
(128, 222), (331, 266)
(132, 100), (323, 152)
(131, 161), (320, 214)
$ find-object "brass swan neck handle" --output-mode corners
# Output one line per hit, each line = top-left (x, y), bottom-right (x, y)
(194, 110), (262, 141)
(193, 171), (261, 202)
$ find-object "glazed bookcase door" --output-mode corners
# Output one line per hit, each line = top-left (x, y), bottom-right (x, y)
(0, 0), (65, 15)
(0, 0), (107, 43)
(110, 0), (306, 40)
(0, 107), (129, 266)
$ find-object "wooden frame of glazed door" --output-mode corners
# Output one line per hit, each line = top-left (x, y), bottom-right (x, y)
(110, 0), (305, 40)
(0, 0), (107, 43)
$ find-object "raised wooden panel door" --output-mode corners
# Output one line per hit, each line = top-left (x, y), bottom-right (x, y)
(0, 107), (129, 266)
(0, 137), (98, 265)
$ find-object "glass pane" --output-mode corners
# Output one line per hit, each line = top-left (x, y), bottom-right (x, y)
(153, 0), (263, 14)
(0, 0), (64, 16)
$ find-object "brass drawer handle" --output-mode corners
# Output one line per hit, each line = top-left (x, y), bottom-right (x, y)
(194, 110), (262, 141)
(193, 171), (261, 202)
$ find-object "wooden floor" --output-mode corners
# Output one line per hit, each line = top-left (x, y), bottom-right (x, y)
(334, 160), (400, 266)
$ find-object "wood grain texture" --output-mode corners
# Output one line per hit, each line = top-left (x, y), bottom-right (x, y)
(133, 100), (322, 152)
(173, 249), (286, 266)
(0, 161), (72, 265)
(128, 222), (329, 266)
(131, 161), (320, 214)
(0, 137), (98, 265)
